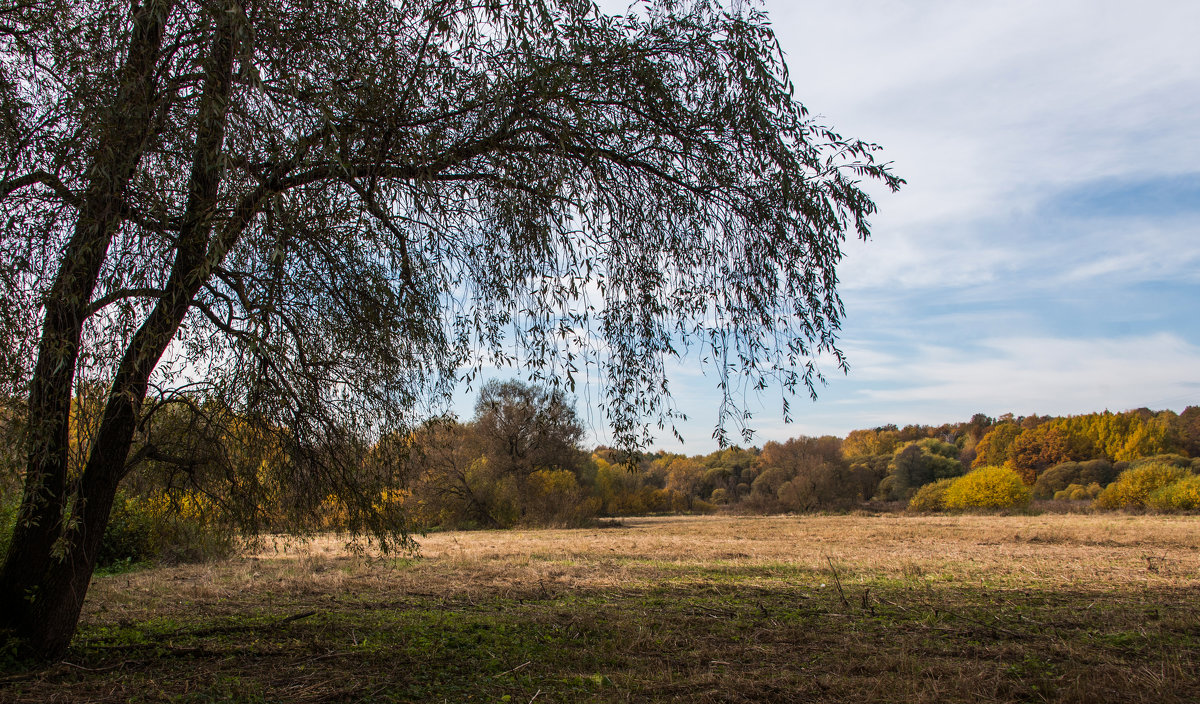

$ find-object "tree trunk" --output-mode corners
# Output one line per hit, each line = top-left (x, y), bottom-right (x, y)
(0, 0), (175, 656)
(5, 467), (125, 658)
(0, 0), (228, 660)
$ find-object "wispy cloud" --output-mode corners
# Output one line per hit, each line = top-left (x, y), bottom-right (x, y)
(847, 332), (1200, 413)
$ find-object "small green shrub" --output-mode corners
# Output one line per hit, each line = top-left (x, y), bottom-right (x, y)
(907, 478), (954, 512)
(1147, 474), (1200, 512)
(1053, 483), (1102, 501)
(943, 466), (1031, 511)
(1033, 460), (1117, 499)
(0, 492), (17, 562)
(874, 475), (897, 501)
(1094, 462), (1189, 510)
(96, 492), (157, 568)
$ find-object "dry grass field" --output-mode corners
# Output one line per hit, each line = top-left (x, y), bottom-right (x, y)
(3, 513), (1199, 702)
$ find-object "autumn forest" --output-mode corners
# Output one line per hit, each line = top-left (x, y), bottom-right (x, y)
(7, 379), (1196, 577)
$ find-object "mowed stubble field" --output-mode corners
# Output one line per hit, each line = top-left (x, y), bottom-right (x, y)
(3, 513), (1199, 703)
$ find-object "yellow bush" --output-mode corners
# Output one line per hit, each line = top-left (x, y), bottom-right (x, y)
(119, 490), (235, 564)
(907, 478), (954, 512)
(317, 493), (350, 529)
(942, 466), (1031, 510)
(1147, 475), (1200, 512)
(136, 490), (217, 522)
(1094, 462), (1189, 510)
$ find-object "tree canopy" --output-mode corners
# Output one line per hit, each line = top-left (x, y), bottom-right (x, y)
(0, 0), (898, 657)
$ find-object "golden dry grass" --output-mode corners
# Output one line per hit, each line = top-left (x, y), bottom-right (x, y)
(4, 513), (1200, 702)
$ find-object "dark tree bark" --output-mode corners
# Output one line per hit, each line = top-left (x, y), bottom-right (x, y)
(0, 0), (177, 657)
(0, 0), (244, 658)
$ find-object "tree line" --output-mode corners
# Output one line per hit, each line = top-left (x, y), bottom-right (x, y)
(391, 395), (1200, 521)
(9, 383), (1195, 552)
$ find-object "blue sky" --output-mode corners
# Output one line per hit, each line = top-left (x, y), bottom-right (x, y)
(457, 0), (1200, 452)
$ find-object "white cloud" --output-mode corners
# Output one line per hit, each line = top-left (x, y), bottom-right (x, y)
(845, 332), (1200, 414)
(766, 0), (1200, 293)
(702, 332), (1200, 447)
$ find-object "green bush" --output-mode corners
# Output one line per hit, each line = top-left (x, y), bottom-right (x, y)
(1130, 454), (1192, 470)
(96, 492), (157, 568)
(943, 466), (1031, 511)
(0, 492), (17, 563)
(151, 517), (236, 564)
(884, 442), (964, 501)
(1033, 460), (1116, 499)
(109, 492), (237, 565)
(1, 491), (233, 570)
(1147, 474), (1200, 512)
(1052, 483), (1102, 501)
(874, 474), (897, 501)
(907, 478), (954, 512)
(1094, 462), (1189, 510)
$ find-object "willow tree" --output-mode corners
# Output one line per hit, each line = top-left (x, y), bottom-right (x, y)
(0, 0), (900, 657)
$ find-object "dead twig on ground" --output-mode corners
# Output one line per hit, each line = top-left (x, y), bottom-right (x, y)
(826, 556), (850, 610)
(495, 660), (532, 678)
